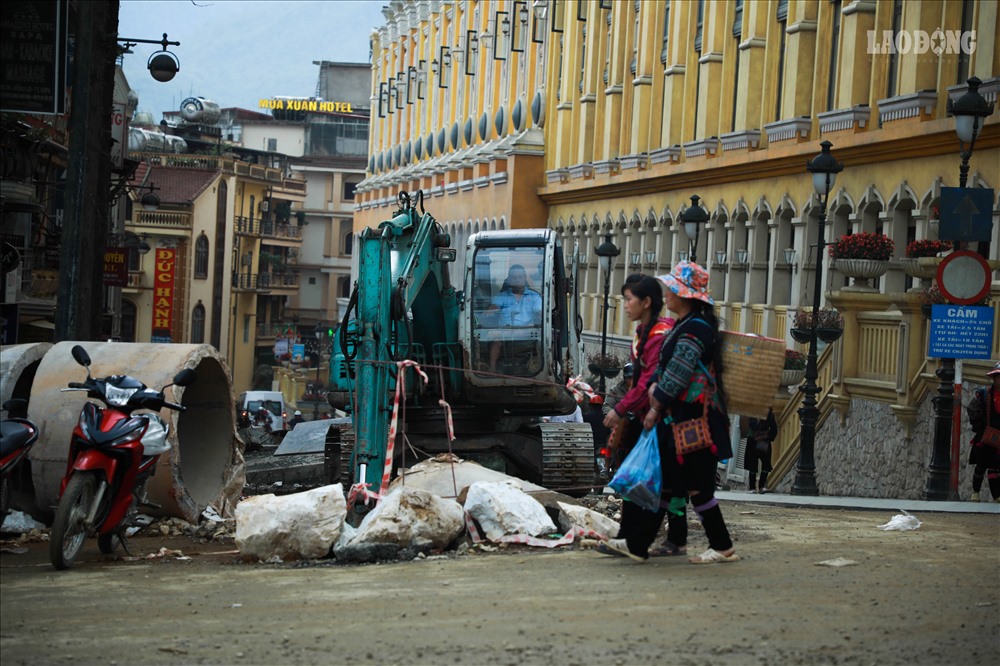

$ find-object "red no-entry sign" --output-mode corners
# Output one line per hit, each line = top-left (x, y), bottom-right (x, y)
(935, 250), (992, 305)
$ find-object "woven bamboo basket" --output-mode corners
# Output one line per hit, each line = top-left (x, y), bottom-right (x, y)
(719, 331), (785, 418)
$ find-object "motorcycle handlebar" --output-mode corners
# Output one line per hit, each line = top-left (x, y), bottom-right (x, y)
(67, 382), (88, 389)
(163, 401), (186, 412)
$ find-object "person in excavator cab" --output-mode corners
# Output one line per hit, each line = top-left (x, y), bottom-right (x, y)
(487, 264), (543, 372)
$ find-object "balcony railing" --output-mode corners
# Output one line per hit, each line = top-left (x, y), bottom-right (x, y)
(231, 272), (268, 291)
(258, 272), (300, 289)
(132, 210), (191, 229)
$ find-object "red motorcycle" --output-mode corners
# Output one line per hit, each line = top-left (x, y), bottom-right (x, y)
(1, 398), (39, 526)
(49, 345), (196, 570)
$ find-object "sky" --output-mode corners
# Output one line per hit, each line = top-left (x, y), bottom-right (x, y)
(118, 0), (386, 120)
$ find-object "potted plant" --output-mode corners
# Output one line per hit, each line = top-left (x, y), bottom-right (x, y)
(920, 283), (990, 319)
(781, 349), (807, 386)
(901, 239), (951, 284)
(587, 352), (623, 379)
(791, 308), (844, 344)
(829, 232), (894, 291)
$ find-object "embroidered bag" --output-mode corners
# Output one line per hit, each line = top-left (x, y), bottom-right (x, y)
(671, 395), (715, 463)
(982, 426), (1000, 448)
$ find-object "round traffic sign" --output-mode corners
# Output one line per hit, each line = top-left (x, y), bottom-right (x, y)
(1, 242), (20, 274)
(935, 250), (992, 305)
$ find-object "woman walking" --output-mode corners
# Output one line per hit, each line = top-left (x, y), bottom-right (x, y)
(641, 261), (738, 564)
(597, 275), (675, 560)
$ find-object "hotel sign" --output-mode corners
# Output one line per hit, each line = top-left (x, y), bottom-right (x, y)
(258, 98), (354, 113)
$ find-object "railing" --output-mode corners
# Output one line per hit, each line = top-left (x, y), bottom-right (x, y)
(234, 217), (260, 236)
(132, 210), (191, 229)
(263, 223), (303, 241)
(231, 272), (267, 291)
(258, 272), (300, 289)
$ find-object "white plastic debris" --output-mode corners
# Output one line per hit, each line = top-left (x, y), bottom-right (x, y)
(877, 510), (922, 531)
(1, 510), (46, 533)
(815, 557), (859, 567)
(201, 505), (224, 523)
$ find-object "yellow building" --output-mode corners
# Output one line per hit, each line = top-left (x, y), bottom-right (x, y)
(358, 0), (999, 496)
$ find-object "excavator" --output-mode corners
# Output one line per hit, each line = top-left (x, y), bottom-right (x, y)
(326, 191), (595, 503)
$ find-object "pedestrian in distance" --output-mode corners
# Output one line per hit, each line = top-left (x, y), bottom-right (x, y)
(602, 362), (634, 418)
(596, 274), (676, 561)
(744, 406), (778, 494)
(635, 261), (738, 565)
(288, 410), (306, 430)
(967, 362), (1000, 502)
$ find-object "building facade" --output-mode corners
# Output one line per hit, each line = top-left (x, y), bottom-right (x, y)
(356, 0), (1000, 496)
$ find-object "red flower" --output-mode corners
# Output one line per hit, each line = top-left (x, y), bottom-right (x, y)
(828, 232), (894, 261)
(905, 239), (951, 258)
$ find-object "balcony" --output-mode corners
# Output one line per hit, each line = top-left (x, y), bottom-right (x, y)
(258, 271), (300, 292)
(234, 216), (261, 236)
(132, 210), (191, 230)
(231, 272), (269, 292)
(261, 223), (303, 244)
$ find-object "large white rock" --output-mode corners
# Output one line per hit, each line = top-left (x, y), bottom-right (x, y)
(556, 501), (620, 539)
(351, 487), (465, 550)
(388, 454), (546, 499)
(235, 484), (346, 560)
(464, 481), (556, 541)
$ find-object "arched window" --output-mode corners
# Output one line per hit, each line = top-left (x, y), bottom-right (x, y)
(121, 300), (137, 342)
(194, 233), (209, 279)
(342, 231), (353, 255)
(339, 276), (351, 298)
(191, 302), (206, 344)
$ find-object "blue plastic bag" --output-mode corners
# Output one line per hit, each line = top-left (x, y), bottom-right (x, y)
(609, 427), (662, 511)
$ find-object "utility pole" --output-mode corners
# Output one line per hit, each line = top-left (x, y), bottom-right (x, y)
(55, 0), (120, 342)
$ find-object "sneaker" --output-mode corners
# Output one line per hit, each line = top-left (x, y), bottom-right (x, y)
(747, 489), (757, 494)
(970, 492), (980, 502)
(759, 488), (769, 495)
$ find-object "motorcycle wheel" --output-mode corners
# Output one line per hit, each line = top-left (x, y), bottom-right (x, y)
(49, 472), (97, 570)
(97, 531), (121, 555)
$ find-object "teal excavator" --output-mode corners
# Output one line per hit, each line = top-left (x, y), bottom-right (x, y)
(327, 191), (595, 503)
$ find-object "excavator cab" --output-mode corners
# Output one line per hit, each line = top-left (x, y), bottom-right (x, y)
(461, 229), (580, 417)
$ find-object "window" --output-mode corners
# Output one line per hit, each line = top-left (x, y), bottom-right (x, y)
(886, 0), (903, 97)
(308, 277), (316, 285)
(827, 0), (841, 111)
(339, 276), (351, 298)
(956, 0), (974, 84)
(470, 246), (546, 378)
(343, 180), (357, 200)
(191, 303), (205, 343)
(266, 138), (277, 152)
(194, 233), (209, 279)
(660, 1), (670, 64)
(121, 300), (137, 342)
(775, 0), (788, 118)
(731, 0), (743, 132)
(342, 231), (353, 256)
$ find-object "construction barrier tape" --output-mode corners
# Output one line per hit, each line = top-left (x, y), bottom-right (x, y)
(382, 360), (429, 497)
(347, 482), (383, 509)
(566, 375), (596, 404)
(438, 399), (456, 442)
(464, 511), (606, 549)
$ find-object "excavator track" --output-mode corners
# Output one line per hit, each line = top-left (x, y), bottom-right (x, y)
(538, 422), (597, 494)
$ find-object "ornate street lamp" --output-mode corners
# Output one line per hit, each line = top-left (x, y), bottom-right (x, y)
(924, 77), (996, 500)
(947, 76), (995, 189)
(594, 232), (620, 395)
(792, 140), (843, 496)
(118, 33), (181, 82)
(679, 195), (709, 264)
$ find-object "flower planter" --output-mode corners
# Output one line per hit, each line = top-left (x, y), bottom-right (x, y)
(836, 258), (889, 292)
(900, 257), (942, 292)
(790, 327), (812, 344)
(588, 363), (621, 379)
(816, 327), (844, 344)
(780, 369), (805, 386)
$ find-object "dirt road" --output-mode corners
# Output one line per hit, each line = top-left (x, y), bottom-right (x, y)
(2, 501), (997, 665)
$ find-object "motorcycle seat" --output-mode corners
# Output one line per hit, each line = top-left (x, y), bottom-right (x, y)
(1, 421), (33, 456)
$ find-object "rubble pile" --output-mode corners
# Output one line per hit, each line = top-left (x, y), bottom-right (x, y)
(232, 456), (624, 565)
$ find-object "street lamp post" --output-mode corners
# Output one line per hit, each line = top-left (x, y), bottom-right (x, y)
(925, 77), (995, 500)
(594, 232), (620, 395)
(679, 195), (710, 264)
(792, 140), (843, 496)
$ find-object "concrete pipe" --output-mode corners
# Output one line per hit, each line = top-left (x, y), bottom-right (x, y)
(1, 342), (52, 405)
(26, 342), (243, 524)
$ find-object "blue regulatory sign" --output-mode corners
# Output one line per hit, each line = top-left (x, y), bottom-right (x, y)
(938, 187), (994, 242)
(928, 304), (994, 359)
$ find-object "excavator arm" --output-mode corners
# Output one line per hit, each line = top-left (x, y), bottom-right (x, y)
(342, 192), (457, 494)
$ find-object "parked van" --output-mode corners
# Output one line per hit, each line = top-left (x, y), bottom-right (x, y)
(237, 391), (286, 435)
